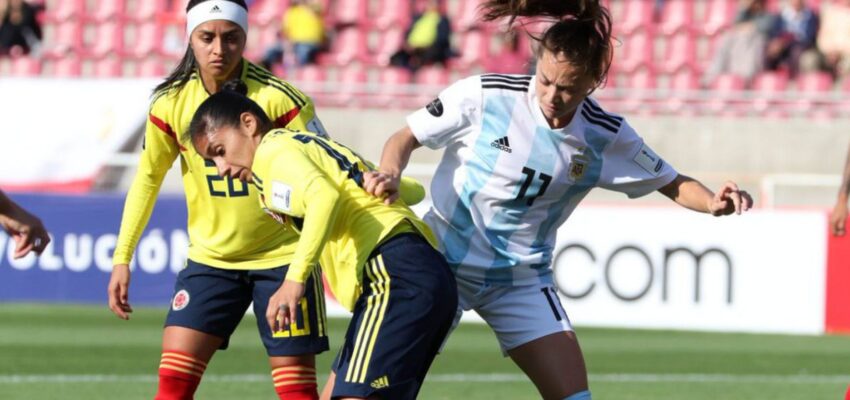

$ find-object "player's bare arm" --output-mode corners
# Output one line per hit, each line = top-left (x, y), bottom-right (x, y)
(830, 144), (850, 236)
(658, 174), (753, 216)
(0, 190), (50, 259)
(363, 126), (421, 204)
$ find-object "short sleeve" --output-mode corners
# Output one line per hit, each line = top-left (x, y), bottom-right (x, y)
(406, 75), (481, 149)
(597, 120), (678, 198)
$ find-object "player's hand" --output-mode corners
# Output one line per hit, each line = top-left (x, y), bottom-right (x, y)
(831, 201), (848, 236)
(708, 181), (753, 216)
(108, 264), (133, 320)
(266, 279), (306, 334)
(0, 207), (50, 259)
(363, 171), (401, 205)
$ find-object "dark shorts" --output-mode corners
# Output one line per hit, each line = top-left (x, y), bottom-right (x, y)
(331, 233), (458, 399)
(164, 259), (329, 357)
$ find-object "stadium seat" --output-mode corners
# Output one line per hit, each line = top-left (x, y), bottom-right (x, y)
(453, 29), (489, 71)
(621, 68), (657, 115)
(47, 57), (83, 77)
(334, 64), (368, 106)
(794, 72), (835, 118)
(10, 56), (42, 77)
(331, 0), (368, 28)
(137, 58), (167, 78)
(249, 0), (290, 26)
(158, 0), (190, 24)
(41, 21), (83, 59)
(616, 0), (656, 35)
(701, 0), (737, 37)
(83, 21), (125, 59)
(615, 30), (654, 72)
(665, 69), (700, 115)
(93, 57), (123, 78)
(707, 73), (747, 116)
(85, 0), (126, 23)
(752, 71), (790, 117)
(371, 27), (405, 66)
(43, 0), (84, 23)
(124, 22), (165, 59)
(374, 67), (413, 107)
(321, 27), (368, 65)
(127, 0), (167, 23)
(454, 0), (484, 31)
(658, 31), (697, 74)
(374, 0), (411, 31)
(658, 0), (694, 36)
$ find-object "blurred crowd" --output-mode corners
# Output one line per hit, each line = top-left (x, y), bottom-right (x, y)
(0, 0), (41, 56)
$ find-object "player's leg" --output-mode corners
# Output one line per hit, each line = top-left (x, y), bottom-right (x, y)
(252, 267), (330, 400)
(476, 283), (590, 400)
(331, 233), (457, 400)
(156, 261), (254, 400)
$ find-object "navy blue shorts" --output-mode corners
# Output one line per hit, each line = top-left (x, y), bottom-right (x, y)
(164, 260), (329, 357)
(331, 233), (457, 399)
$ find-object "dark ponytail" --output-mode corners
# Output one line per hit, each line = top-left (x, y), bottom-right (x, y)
(152, 0), (249, 95)
(481, 0), (613, 89)
(185, 79), (273, 145)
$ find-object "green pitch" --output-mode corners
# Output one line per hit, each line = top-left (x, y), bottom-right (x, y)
(1, 304), (848, 399)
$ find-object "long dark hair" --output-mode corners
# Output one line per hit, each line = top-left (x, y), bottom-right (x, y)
(480, 0), (613, 89)
(153, 0), (249, 95)
(185, 80), (273, 146)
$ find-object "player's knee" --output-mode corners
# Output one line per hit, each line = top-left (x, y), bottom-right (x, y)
(271, 364), (318, 400)
(155, 350), (207, 400)
(562, 389), (592, 400)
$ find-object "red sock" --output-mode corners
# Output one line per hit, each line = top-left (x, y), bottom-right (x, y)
(845, 385), (849, 400)
(271, 365), (318, 400)
(154, 350), (207, 400)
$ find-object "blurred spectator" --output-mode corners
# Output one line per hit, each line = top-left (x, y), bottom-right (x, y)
(0, 0), (42, 57)
(801, 0), (850, 79)
(261, 0), (325, 70)
(390, 0), (453, 72)
(702, 0), (778, 86)
(765, 0), (818, 77)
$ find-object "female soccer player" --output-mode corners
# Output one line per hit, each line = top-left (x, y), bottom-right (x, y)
(185, 82), (458, 400)
(363, 1), (754, 399)
(106, 1), (330, 399)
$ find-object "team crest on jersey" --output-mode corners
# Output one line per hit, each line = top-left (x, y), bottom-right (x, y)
(426, 98), (443, 117)
(569, 147), (590, 180)
(172, 290), (190, 311)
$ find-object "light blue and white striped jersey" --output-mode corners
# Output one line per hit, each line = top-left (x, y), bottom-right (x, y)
(407, 74), (678, 286)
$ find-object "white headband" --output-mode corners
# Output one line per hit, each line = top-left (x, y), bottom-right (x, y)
(186, 1), (249, 40)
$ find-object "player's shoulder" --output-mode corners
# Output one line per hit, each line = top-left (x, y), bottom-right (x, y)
(578, 96), (627, 136)
(479, 73), (532, 95)
(243, 62), (311, 108)
(149, 73), (201, 113)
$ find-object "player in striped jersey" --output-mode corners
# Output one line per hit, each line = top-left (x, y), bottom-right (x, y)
(105, 1), (329, 399)
(364, 1), (754, 399)
(185, 82), (457, 400)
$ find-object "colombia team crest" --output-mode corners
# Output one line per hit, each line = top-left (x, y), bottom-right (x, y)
(172, 290), (190, 311)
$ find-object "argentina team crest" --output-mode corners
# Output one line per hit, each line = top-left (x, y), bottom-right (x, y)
(172, 290), (190, 311)
(569, 146), (590, 180)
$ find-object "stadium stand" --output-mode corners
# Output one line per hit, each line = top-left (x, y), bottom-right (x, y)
(5, 0), (849, 117)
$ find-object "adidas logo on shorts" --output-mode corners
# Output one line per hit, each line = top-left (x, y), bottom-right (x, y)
(491, 136), (512, 153)
(370, 375), (389, 389)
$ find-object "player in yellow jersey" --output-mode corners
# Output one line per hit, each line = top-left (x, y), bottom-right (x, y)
(185, 82), (458, 400)
(105, 1), (330, 399)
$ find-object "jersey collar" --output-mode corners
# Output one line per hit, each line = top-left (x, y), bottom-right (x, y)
(527, 75), (582, 135)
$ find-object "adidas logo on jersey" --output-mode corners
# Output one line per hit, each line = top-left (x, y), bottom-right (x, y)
(491, 136), (512, 153)
(370, 375), (389, 389)
(210, 5), (222, 13)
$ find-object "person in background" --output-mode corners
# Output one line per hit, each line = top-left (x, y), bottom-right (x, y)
(261, 0), (325, 70)
(765, 0), (818, 77)
(389, 0), (453, 72)
(0, 0), (42, 56)
(801, 0), (850, 78)
(0, 190), (49, 259)
(702, 0), (778, 86)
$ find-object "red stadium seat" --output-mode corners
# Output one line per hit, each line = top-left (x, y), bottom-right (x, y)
(616, 0), (655, 35)
(137, 58), (167, 78)
(93, 57), (123, 78)
(335, 65), (368, 106)
(659, 31), (697, 73)
(332, 0), (368, 27)
(371, 27), (405, 66)
(322, 27), (367, 65)
(127, 0), (167, 23)
(453, 29), (489, 71)
(48, 57), (83, 77)
(294, 64), (327, 83)
(665, 69), (700, 115)
(615, 30), (654, 72)
(701, 0), (738, 37)
(84, 21), (125, 59)
(658, 0), (694, 36)
(124, 22), (165, 59)
(249, 0), (290, 26)
(707, 73), (747, 116)
(752, 71), (790, 117)
(374, 0), (411, 31)
(43, 0), (84, 23)
(10, 56), (42, 77)
(621, 68), (657, 114)
(414, 66), (450, 105)
(42, 21), (83, 59)
(86, 0), (126, 23)
(454, 0), (484, 31)
(794, 72), (835, 118)
(374, 67), (413, 107)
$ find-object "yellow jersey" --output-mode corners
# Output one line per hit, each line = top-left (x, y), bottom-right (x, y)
(113, 60), (327, 270)
(251, 129), (437, 311)
(283, 5), (324, 45)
